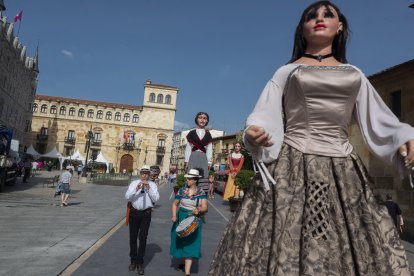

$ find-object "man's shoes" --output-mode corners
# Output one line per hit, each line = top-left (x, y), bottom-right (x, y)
(137, 264), (144, 275)
(128, 262), (137, 271)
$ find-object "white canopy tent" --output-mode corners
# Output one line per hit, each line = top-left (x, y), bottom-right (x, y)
(91, 152), (110, 173)
(65, 149), (86, 165)
(26, 145), (41, 158)
(42, 146), (65, 169)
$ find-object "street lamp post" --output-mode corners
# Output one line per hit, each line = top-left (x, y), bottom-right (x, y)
(82, 129), (94, 177)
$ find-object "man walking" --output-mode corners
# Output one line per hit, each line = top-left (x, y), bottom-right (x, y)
(125, 165), (160, 275)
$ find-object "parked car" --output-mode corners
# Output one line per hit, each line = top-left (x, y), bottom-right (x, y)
(213, 171), (228, 194)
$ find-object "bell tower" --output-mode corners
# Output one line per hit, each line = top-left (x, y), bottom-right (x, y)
(142, 79), (178, 110)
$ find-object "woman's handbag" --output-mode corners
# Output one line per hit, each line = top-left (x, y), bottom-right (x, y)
(54, 183), (62, 197)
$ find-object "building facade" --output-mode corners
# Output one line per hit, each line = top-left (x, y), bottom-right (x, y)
(171, 128), (224, 174)
(0, 2), (39, 149)
(25, 80), (178, 175)
(349, 59), (414, 241)
(211, 133), (239, 171)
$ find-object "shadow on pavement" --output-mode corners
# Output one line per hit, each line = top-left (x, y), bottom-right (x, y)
(143, 243), (162, 268)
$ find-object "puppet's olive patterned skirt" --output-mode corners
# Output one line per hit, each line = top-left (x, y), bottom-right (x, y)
(209, 143), (409, 276)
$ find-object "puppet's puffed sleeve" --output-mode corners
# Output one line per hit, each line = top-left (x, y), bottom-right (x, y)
(243, 65), (298, 190)
(243, 65), (297, 164)
(354, 72), (414, 177)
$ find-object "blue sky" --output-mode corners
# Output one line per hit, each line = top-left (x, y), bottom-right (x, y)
(4, 0), (414, 134)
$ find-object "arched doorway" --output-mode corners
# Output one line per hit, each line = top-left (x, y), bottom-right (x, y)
(119, 154), (133, 173)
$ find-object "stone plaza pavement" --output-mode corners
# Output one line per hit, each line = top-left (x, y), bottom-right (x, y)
(0, 170), (413, 276)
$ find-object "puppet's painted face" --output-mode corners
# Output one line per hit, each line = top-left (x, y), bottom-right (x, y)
(196, 114), (208, 128)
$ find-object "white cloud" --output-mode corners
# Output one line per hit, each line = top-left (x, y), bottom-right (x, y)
(60, 49), (74, 58)
(174, 120), (190, 131)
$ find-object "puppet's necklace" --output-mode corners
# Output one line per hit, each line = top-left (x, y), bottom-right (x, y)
(303, 53), (333, 62)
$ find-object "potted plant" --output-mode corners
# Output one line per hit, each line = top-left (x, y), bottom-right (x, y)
(173, 173), (185, 194)
(229, 170), (255, 212)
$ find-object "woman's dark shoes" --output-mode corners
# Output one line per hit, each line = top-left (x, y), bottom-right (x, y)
(137, 264), (144, 275)
(128, 262), (136, 271)
(176, 263), (185, 271)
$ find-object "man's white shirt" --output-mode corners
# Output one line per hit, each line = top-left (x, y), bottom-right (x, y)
(125, 180), (160, 210)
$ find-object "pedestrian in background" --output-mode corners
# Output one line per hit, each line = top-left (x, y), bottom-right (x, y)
(31, 160), (38, 177)
(125, 165), (160, 275)
(149, 165), (161, 185)
(209, 1), (413, 274)
(59, 166), (72, 207)
(170, 169), (207, 276)
(385, 194), (403, 233)
(22, 159), (31, 183)
(185, 112), (213, 195)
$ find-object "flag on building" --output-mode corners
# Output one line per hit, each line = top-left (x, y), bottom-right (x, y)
(14, 10), (23, 23)
(123, 130), (128, 141)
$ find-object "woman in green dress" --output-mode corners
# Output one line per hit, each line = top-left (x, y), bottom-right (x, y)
(170, 169), (208, 276)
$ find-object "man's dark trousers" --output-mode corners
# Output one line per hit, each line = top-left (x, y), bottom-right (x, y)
(129, 209), (152, 265)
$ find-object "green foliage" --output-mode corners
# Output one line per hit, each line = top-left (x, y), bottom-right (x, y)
(234, 169), (254, 191)
(176, 174), (186, 187)
(110, 168), (115, 174)
(127, 168), (133, 173)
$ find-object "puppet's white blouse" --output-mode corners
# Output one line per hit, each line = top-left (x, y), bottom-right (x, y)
(244, 64), (414, 190)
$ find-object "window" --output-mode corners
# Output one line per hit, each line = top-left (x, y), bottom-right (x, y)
(67, 130), (75, 139)
(106, 111), (112, 120)
(32, 103), (38, 112)
(78, 108), (85, 117)
(94, 132), (102, 142)
(123, 113), (130, 122)
(158, 139), (165, 147)
(115, 112), (121, 121)
(165, 95), (171, 104)
(59, 106), (66, 115)
(64, 146), (74, 156)
(50, 105), (57, 114)
(157, 94), (163, 103)
(156, 155), (164, 166)
(41, 104), (47, 113)
(40, 127), (48, 135)
(87, 109), (94, 118)
(97, 110), (103, 119)
(24, 120), (31, 132)
(390, 90), (401, 118)
(132, 114), (139, 123)
(69, 107), (75, 116)
(149, 93), (155, 102)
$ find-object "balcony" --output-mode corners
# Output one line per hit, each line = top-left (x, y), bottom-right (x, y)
(123, 142), (135, 151)
(64, 137), (76, 145)
(156, 146), (165, 155)
(90, 140), (102, 147)
(36, 134), (48, 143)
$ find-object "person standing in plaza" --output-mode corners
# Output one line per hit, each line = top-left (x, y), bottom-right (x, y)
(209, 1), (413, 275)
(222, 141), (245, 201)
(31, 160), (38, 177)
(22, 158), (31, 183)
(149, 165), (161, 185)
(384, 194), (403, 233)
(170, 169), (208, 276)
(185, 112), (213, 195)
(59, 166), (72, 207)
(125, 165), (160, 275)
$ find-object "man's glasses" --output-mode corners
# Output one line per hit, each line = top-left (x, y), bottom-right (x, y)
(187, 177), (197, 181)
